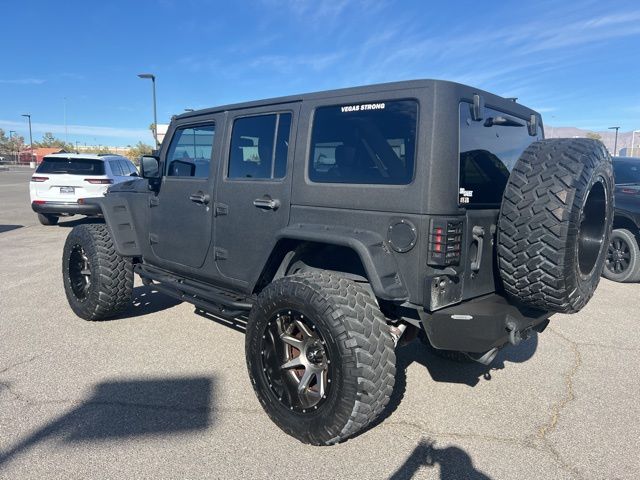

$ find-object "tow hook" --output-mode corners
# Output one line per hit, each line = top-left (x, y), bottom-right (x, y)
(506, 321), (532, 346)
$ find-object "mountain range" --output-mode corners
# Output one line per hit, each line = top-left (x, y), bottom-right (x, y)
(544, 127), (637, 156)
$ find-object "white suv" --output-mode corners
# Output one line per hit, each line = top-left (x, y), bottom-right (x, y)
(30, 153), (138, 225)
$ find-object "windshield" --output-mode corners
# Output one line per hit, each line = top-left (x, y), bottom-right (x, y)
(36, 158), (105, 175)
(613, 159), (640, 184)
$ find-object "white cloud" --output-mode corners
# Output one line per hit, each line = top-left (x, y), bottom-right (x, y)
(0, 119), (150, 140)
(0, 78), (45, 85)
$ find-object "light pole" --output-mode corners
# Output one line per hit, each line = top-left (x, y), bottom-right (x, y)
(21, 114), (33, 164)
(137, 73), (159, 148)
(9, 130), (17, 164)
(608, 126), (620, 156)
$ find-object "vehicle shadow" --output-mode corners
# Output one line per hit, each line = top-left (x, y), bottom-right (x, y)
(367, 334), (539, 433)
(388, 437), (491, 480)
(57, 216), (104, 228)
(0, 224), (23, 233)
(418, 333), (539, 387)
(0, 376), (214, 470)
(114, 285), (183, 320)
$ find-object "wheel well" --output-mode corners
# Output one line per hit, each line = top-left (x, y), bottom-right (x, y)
(253, 240), (368, 294)
(613, 216), (640, 238)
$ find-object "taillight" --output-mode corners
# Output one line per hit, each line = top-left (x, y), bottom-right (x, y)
(621, 188), (639, 195)
(32, 200), (47, 205)
(30, 176), (49, 182)
(84, 178), (113, 184)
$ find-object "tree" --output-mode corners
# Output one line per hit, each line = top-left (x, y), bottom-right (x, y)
(586, 132), (602, 141)
(125, 141), (154, 163)
(0, 128), (25, 156)
(33, 132), (74, 151)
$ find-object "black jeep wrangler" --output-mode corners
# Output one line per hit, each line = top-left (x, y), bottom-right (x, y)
(61, 80), (614, 445)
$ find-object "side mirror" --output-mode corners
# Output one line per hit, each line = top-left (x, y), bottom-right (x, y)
(140, 156), (160, 179)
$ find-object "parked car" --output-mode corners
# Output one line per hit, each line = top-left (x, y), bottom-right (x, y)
(60, 80), (614, 445)
(29, 153), (138, 225)
(603, 156), (640, 282)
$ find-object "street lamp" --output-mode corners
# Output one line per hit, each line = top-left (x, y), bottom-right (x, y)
(608, 126), (620, 157)
(21, 114), (33, 164)
(9, 130), (17, 164)
(137, 73), (159, 149)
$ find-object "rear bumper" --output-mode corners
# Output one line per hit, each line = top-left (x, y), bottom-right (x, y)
(420, 294), (551, 353)
(31, 201), (101, 216)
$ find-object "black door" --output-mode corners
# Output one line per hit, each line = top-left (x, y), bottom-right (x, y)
(214, 105), (299, 286)
(148, 119), (219, 270)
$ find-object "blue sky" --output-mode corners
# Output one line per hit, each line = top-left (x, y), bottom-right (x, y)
(1, 0), (639, 146)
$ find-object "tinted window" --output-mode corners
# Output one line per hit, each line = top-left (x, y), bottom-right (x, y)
(36, 158), (105, 175)
(459, 103), (541, 207)
(129, 160), (139, 174)
(118, 160), (129, 175)
(228, 113), (291, 180)
(109, 159), (125, 176)
(613, 159), (640, 184)
(166, 125), (215, 178)
(309, 100), (417, 185)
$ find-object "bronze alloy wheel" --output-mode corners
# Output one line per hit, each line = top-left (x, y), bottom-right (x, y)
(260, 309), (331, 413)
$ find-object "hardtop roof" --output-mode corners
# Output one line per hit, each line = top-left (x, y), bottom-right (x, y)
(175, 79), (539, 120)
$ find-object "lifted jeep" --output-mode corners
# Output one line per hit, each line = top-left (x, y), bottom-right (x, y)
(61, 80), (614, 445)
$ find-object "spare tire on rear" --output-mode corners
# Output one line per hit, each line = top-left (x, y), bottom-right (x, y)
(497, 138), (614, 313)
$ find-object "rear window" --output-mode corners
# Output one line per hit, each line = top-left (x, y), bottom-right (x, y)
(613, 160), (640, 184)
(459, 103), (541, 207)
(308, 100), (417, 185)
(36, 158), (105, 175)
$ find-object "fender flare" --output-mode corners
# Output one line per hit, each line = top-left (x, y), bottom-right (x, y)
(276, 223), (409, 302)
(84, 196), (142, 257)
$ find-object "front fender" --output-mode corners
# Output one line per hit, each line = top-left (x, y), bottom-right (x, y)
(84, 195), (142, 257)
(276, 223), (409, 302)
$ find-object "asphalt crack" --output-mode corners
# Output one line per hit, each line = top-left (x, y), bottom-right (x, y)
(380, 418), (535, 449)
(536, 327), (585, 479)
(0, 356), (40, 376)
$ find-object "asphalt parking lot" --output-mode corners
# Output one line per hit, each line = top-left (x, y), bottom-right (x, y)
(0, 168), (638, 479)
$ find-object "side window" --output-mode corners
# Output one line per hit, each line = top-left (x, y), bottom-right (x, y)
(308, 100), (417, 185)
(109, 159), (124, 176)
(166, 124), (215, 178)
(459, 103), (542, 207)
(228, 112), (292, 180)
(118, 159), (131, 175)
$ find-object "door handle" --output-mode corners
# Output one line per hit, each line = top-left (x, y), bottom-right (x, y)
(253, 197), (280, 210)
(471, 225), (485, 272)
(189, 192), (210, 205)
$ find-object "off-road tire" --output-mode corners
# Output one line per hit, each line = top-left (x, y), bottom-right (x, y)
(38, 213), (59, 226)
(62, 224), (133, 320)
(498, 138), (614, 313)
(602, 228), (640, 283)
(246, 271), (396, 445)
